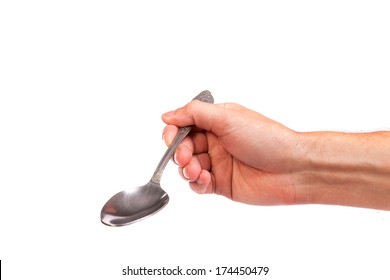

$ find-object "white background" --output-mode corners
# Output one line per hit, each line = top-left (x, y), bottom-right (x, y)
(1, 1), (390, 279)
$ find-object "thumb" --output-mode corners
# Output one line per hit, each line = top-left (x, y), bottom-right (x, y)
(162, 100), (229, 133)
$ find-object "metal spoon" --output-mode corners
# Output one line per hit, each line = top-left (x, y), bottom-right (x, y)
(100, 90), (214, 226)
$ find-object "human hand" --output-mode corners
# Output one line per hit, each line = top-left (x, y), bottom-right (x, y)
(162, 101), (301, 205)
(162, 98), (390, 210)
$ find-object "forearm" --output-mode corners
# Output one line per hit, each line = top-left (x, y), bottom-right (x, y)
(295, 131), (390, 210)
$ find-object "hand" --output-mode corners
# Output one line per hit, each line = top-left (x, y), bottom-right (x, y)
(162, 101), (301, 205)
(162, 99), (390, 210)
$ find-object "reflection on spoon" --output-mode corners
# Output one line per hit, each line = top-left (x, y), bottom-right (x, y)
(100, 90), (214, 226)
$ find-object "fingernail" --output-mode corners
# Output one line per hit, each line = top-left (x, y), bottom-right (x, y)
(173, 153), (178, 164)
(183, 167), (190, 179)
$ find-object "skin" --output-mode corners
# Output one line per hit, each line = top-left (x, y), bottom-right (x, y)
(162, 101), (390, 210)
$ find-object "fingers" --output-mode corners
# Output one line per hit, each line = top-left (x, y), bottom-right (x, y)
(181, 166), (213, 194)
(161, 98), (238, 195)
(179, 153), (211, 180)
(163, 125), (213, 193)
(162, 125), (178, 146)
(163, 125), (209, 164)
(189, 170), (213, 194)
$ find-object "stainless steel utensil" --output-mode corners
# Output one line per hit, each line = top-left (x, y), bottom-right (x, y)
(100, 90), (214, 226)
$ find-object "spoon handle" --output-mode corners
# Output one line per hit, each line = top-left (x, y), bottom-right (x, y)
(151, 90), (214, 184)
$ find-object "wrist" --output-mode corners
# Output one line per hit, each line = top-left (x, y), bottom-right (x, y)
(293, 131), (390, 210)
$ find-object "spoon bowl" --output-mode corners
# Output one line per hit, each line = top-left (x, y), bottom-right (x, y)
(101, 181), (169, 226)
(100, 91), (214, 226)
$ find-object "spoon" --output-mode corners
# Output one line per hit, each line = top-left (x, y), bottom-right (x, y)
(101, 90), (214, 226)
